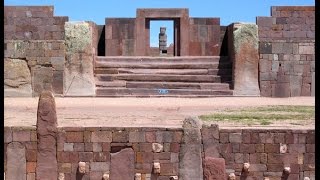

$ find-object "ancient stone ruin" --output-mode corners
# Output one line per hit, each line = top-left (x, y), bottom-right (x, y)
(3, 5), (315, 180)
(4, 6), (315, 97)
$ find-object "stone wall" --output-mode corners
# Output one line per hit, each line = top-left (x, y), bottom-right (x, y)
(105, 18), (136, 56)
(4, 126), (183, 180)
(4, 123), (314, 179)
(201, 125), (315, 179)
(4, 6), (68, 96)
(257, 6), (315, 97)
(188, 18), (221, 56)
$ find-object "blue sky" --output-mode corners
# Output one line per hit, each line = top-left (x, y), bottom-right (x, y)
(5, 0), (314, 46)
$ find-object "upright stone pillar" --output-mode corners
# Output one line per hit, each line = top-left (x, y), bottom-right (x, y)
(64, 21), (97, 96)
(228, 23), (260, 96)
(179, 117), (203, 180)
(36, 91), (58, 180)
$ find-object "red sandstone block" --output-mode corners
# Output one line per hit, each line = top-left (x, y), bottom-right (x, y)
(91, 131), (112, 142)
(26, 149), (37, 162)
(25, 142), (37, 150)
(102, 143), (111, 152)
(240, 144), (255, 153)
(241, 133), (251, 144)
(145, 131), (156, 143)
(306, 144), (315, 153)
(189, 42), (201, 56)
(27, 162), (36, 173)
(232, 143), (240, 153)
(69, 152), (79, 162)
(73, 143), (84, 152)
(66, 131), (83, 143)
(83, 131), (91, 142)
(79, 152), (93, 162)
(170, 143), (180, 153)
(219, 133), (229, 143)
(129, 131), (146, 142)
(255, 144), (265, 153)
(58, 163), (72, 173)
(274, 133), (285, 143)
(160, 163), (178, 176)
(172, 131), (183, 143)
(250, 133), (260, 143)
(93, 152), (110, 162)
(257, 17), (274, 27)
(135, 163), (152, 173)
(285, 133), (294, 144)
(248, 164), (267, 172)
(112, 130), (128, 142)
(140, 143), (152, 152)
(136, 152), (153, 163)
(288, 144), (306, 153)
(219, 144), (232, 154)
(249, 154), (260, 163)
(154, 152), (171, 160)
(12, 130), (31, 142)
(265, 144), (279, 153)
(57, 152), (70, 162)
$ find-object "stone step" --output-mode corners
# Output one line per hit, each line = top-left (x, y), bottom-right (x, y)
(94, 68), (232, 75)
(95, 56), (229, 63)
(96, 87), (233, 96)
(96, 81), (231, 90)
(95, 74), (232, 83)
(95, 61), (232, 69)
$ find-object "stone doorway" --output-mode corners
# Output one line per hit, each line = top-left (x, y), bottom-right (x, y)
(135, 9), (189, 56)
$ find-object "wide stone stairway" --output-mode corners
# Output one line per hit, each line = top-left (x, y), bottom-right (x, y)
(94, 56), (233, 97)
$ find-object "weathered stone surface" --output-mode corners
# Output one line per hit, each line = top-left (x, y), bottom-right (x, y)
(179, 117), (203, 180)
(110, 148), (135, 180)
(4, 58), (32, 97)
(7, 142), (26, 180)
(64, 21), (95, 96)
(228, 23), (260, 96)
(36, 91), (58, 180)
(152, 143), (163, 153)
(203, 157), (226, 180)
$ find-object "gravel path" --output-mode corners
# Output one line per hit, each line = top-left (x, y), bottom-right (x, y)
(4, 97), (315, 129)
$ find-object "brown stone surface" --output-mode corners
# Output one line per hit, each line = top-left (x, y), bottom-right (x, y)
(110, 148), (135, 180)
(7, 142), (26, 180)
(36, 91), (58, 180)
(228, 23), (260, 96)
(203, 157), (226, 180)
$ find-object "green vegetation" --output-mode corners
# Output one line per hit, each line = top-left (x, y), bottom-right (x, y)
(199, 105), (314, 126)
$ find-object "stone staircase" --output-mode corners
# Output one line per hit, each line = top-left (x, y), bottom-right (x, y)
(94, 56), (233, 97)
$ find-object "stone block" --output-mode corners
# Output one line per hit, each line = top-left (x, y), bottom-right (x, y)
(156, 131), (173, 143)
(203, 157), (226, 179)
(172, 131), (183, 143)
(229, 133), (242, 143)
(93, 143), (102, 152)
(4, 127), (12, 143)
(93, 152), (110, 162)
(136, 152), (153, 163)
(7, 142), (26, 180)
(90, 162), (110, 172)
(240, 144), (255, 153)
(129, 131), (146, 142)
(91, 131), (112, 142)
(4, 58), (32, 97)
(259, 42), (272, 54)
(110, 148), (134, 180)
(257, 17), (273, 27)
(66, 131), (83, 142)
(79, 152), (93, 162)
(63, 143), (74, 151)
(26, 149), (37, 161)
(12, 130), (31, 142)
(288, 144), (306, 153)
(74, 143), (84, 152)
(170, 143), (180, 153)
(154, 152), (171, 160)
(265, 144), (279, 153)
(112, 130), (128, 142)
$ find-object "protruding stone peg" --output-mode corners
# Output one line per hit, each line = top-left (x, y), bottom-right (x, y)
(229, 173), (236, 180)
(102, 173), (110, 180)
(304, 177), (310, 180)
(58, 173), (65, 180)
(78, 162), (86, 174)
(170, 176), (178, 180)
(135, 173), (142, 180)
(153, 162), (161, 174)
(283, 167), (291, 174)
(243, 163), (250, 172)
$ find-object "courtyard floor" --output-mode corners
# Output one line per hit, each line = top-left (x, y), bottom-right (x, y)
(4, 97), (315, 129)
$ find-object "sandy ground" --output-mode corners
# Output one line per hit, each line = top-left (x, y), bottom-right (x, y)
(4, 97), (315, 129)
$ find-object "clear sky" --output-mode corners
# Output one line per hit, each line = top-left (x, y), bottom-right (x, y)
(4, 0), (314, 46)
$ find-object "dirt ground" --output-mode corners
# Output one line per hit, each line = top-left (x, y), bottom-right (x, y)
(4, 97), (315, 129)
